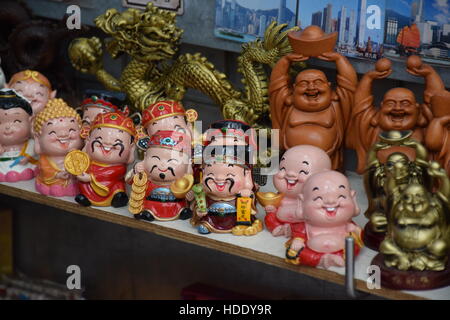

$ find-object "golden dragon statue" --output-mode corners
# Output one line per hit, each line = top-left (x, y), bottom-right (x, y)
(68, 2), (300, 127)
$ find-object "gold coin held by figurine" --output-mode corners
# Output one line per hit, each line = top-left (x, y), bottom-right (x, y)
(64, 150), (90, 176)
(133, 172), (148, 187)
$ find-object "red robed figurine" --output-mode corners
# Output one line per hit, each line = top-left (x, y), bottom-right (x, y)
(74, 112), (136, 207)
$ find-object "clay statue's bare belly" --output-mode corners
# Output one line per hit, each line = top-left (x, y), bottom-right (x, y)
(285, 124), (338, 152)
(307, 233), (346, 253)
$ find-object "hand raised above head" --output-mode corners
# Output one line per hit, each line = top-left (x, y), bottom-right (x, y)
(366, 69), (392, 80)
(316, 51), (341, 62)
(286, 52), (309, 62)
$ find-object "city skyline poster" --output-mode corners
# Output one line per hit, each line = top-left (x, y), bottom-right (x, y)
(384, 0), (450, 65)
(297, 0), (386, 60)
(214, 0), (299, 43)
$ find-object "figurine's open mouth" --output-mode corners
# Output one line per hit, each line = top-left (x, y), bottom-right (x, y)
(3, 131), (13, 137)
(285, 178), (298, 190)
(389, 111), (406, 123)
(304, 90), (319, 100)
(100, 145), (114, 155)
(214, 181), (226, 192)
(57, 138), (70, 149)
(323, 206), (338, 217)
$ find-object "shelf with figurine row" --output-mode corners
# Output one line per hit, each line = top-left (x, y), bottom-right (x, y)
(0, 173), (449, 301)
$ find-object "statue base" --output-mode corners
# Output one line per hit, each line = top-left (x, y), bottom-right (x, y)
(372, 254), (450, 290)
(363, 222), (385, 251)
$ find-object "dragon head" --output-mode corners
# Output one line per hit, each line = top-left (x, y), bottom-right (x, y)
(95, 2), (183, 62)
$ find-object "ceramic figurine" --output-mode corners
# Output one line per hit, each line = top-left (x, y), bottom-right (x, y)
(425, 90), (450, 175)
(363, 131), (430, 250)
(348, 55), (444, 173)
(66, 112), (136, 207)
(6, 70), (56, 116)
(80, 89), (128, 125)
(126, 130), (194, 221)
(0, 89), (37, 182)
(269, 25), (357, 170)
(204, 119), (256, 147)
(285, 170), (363, 269)
(33, 98), (83, 196)
(372, 160), (450, 290)
(190, 153), (263, 236)
(259, 145), (331, 238)
(141, 100), (197, 138)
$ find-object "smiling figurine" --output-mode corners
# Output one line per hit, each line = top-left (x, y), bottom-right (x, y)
(127, 130), (194, 221)
(264, 145), (332, 237)
(34, 98), (83, 196)
(0, 89), (37, 182)
(285, 170), (363, 269)
(7, 70), (56, 117)
(348, 56), (444, 173)
(72, 112), (136, 207)
(190, 153), (262, 236)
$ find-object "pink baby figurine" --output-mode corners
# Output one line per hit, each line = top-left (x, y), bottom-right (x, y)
(0, 89), (37, 182)
(285, 170), (363, 269)
(7, 70), (56, 116)
(264, 145), (331, 237)
(34, 98), (83, 196)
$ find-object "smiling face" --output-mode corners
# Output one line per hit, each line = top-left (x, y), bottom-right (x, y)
(273, 145), (332, 197)
(145, 116), (191, 138)
(301, 171), (359, 227)
(86, 127), (134, 164)
(9, 81), (54, 115)
(0, 108), (31, 147)
(144, 147), (190, 184)
(402, 184), (429, 216)
(202, 162), (250, 198)
(36, 117), (83, 157)
(293, 70), (332, 112)
(385, 152), (410, 183)
(379, 88), (419, 131)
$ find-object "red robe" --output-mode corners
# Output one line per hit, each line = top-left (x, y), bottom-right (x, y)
(143, 181), (187, 221)
(79, 162), (127, 206)
(289, 222), (362, 267)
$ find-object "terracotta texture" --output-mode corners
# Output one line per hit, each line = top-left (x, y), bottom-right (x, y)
(348, 55), (444, 173)
(269, 28), (357, 170)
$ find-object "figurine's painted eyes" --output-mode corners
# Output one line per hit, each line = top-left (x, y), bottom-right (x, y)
(313, 196), (323, 201)
(338, 195), (347, 199)
(174, 125), (186, 134)
(49, 131), (56, 135)
(36, 92), (44, 97)
(168, 158), (179, 163)
(69, 128), (76, 133)
(299, 170), (309, 175)
(280, 167), (286, 171)
(14, 119), (22, 123)
(226, 173), (235, 177)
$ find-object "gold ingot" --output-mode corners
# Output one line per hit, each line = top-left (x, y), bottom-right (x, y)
(256, 192), (284, 207)
(379, 130), (412, 145)
(170, 174), (194, 199)
(64, 150), (90, 176)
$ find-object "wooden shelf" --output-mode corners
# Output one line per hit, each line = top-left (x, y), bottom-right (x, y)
(1, 173), (449, 300)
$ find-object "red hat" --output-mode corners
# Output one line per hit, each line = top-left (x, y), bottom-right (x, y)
(147, 130), (190, 154)
(90, 112), (136, 137)
(81, 97), (120, 113)
(142, 100), (197, 127)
